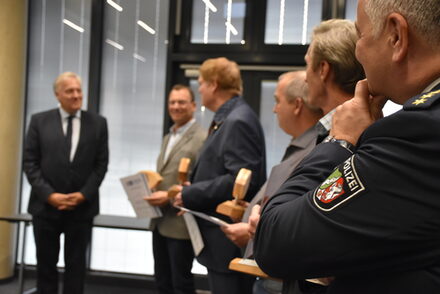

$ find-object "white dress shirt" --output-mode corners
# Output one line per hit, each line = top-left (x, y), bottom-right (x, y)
(163, 118), (195, 162)
(59, 107), (81, 162)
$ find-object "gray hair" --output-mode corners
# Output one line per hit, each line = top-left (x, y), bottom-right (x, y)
(53, 72), (81, 93)
(365, 0), (440, 47)
(279, 71), (321, 113)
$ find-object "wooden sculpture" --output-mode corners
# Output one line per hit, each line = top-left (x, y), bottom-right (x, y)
(216, 168), (252, 220)
(167, 157), (191, 198)
(138, 170), (163, 190)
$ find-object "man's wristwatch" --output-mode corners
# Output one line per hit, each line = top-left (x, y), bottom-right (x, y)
(323, 136), (355, 153)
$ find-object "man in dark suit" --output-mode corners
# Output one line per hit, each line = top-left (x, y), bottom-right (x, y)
(145, 84), (206, 294)
(174, 57), (266, 294)
(23, 72), (109, 294)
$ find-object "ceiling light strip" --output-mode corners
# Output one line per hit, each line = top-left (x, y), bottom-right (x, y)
(302, 0), (309, 45)
(107, 0), (123, 12)
(63, 19), (84, 33)
(225, 0), (232, 44)
(133, 53), (146, 62)
(202, 0), (217, 12)
(226, 22), (238, 35)
(278, 0), (285, 45)
(105, 38), (124, 50)
(137, 20), (156, 35)
(203, 4), (210, 44)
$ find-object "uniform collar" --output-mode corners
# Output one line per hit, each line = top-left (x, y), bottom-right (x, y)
(422, 76), (440, 93)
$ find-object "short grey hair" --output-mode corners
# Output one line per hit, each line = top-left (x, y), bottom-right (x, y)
(279, 71), (320, 113)
(53, 72), (82, 93)
(364, 0), (440, 47)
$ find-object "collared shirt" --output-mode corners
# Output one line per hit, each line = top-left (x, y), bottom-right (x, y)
(315, 109), (335, 143)
(163, 118), (196, 162)
(209, 96), (239, 134)
(287, 125), (319, 151)
(423, 76), (440, 92)
(59, 107), (81, 162)
(317, 108), (336, 133)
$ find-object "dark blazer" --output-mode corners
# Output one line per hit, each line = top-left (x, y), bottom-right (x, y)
(255, 84), (440, 293)
(24, 108), (109, 220)
(182, 97), (266, 272)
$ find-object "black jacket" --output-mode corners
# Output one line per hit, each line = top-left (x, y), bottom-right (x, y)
(24, 108), (109, 220)
(255, 84), (440, 293)
(183, 97), (266, 272)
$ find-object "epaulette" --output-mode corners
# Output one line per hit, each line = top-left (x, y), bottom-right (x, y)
(404, 89), (440, 110)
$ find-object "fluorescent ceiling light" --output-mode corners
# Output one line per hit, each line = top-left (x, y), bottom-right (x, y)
(63, 19), (84, 33)
(278, 0), (285, 45)
(203, 5), (210, 44)
(202, 0), (217, 12)
(133, 53), (146, 62)
(225, 22), (238, 35)
(107, 0), (123, 12)
(105, 39), (124, 50)
(137, 20), (156, 35)
(225, 0), (232, 44)
(301, 0), (309, 45)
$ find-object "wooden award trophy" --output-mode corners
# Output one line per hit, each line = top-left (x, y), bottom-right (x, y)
(229, 258), (271, 279)
(216, 168), (252, 220)
(138, 170), (163, 190)
(167, 157), (191, 198)
(229, 258), (329, 285)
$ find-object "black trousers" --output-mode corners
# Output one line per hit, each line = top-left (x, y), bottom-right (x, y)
(32, 216), (92, 294)
(152, 229), (196, 294)
(207, 268), (254, 294)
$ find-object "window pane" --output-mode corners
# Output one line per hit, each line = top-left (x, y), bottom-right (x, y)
(93, 0), (170, 275)
(191, 0), (246, 44)
(260, 80), (291, 174)
(190, 79), (215, 130)
(345, 0), (357, 21)
(22, 0), (92, 265)
(265, 0), (322, 45)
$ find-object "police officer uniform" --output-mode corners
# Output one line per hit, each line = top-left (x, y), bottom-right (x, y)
(254, 81), (440, 294)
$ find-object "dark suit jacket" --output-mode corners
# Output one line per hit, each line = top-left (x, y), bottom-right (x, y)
(182, 97), (266, 272)
(24, 108), (109, 220)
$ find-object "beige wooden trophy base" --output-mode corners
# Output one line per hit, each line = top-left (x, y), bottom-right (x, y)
(216, 168), (252, 220)
(138, 170), (163, 189)
(168, 185), (181, 199)
(230, 258), (329, 285)
(216, 200), (245, 220)
(229, 258), (279, 280)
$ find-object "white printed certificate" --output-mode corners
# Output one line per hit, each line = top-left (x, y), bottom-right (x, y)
(120, 173), (162, 219)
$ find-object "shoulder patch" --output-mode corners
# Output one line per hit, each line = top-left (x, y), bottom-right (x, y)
(313, 156), (365, 211)
(404, 89), (440, 110)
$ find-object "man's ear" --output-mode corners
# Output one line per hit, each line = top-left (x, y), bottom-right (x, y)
(211, 80), (219, 92)
(319, 60), (331, 82)
(292, 97), (303, 116)
(386, 12), (409, 62)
